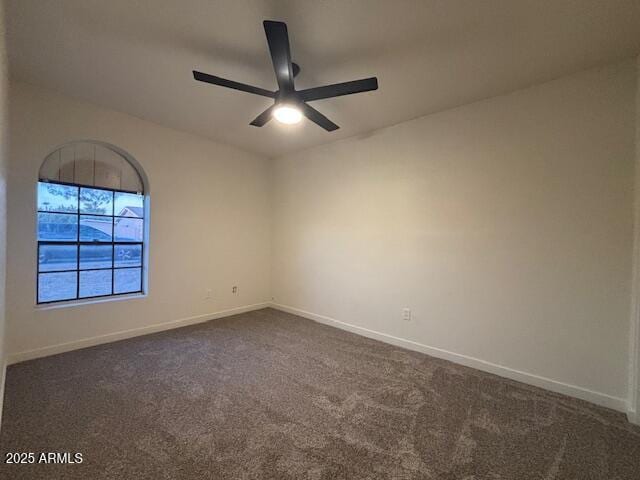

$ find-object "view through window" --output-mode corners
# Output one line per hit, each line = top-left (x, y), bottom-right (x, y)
(37, 181), (144, 303)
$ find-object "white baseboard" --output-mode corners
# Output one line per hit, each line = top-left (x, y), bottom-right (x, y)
(6, 301), (629, 414)
(7, 302), (270, 365)
(270, 303), (628, 413)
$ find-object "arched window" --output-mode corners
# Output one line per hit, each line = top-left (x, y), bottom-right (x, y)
(36, 141), (148, 304)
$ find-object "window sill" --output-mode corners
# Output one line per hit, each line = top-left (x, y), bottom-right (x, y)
(35, 292), (147, 311)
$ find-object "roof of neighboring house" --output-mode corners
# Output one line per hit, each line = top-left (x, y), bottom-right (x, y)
(118, 206), (143, 218)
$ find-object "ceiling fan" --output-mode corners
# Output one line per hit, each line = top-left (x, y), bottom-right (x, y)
(193, 20), (378, 132)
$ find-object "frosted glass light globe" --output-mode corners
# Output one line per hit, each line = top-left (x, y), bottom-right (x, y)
(273, 105), (302, 124)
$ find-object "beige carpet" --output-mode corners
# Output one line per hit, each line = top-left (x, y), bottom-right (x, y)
(1, 307), (639, 479)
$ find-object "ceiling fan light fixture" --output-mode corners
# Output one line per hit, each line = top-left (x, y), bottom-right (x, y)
(193, 20), (378, 131)
(273, 104), (302, 124)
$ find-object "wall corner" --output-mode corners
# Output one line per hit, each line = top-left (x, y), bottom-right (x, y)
(629, 54), (640, 425)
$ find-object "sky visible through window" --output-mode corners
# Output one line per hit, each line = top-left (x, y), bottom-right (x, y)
(37, 182), (145, 303)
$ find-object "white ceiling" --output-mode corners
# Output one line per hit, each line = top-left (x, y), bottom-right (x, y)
(7, 0), (640, 158)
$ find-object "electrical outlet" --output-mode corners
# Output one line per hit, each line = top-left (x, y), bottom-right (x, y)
(402, 308), (411, 321)
(205, 289), (213, 300)
(232, 286), (238, 294)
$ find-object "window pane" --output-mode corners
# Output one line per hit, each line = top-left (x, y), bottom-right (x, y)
(79, 215), (113, 242)
(80, 245), (112, 269)
(38, 213), (78, 241)
(114, 218), (143, 242)
(114, 268), (141, 294)
(79, 269), (112, 298)
(37, 182), (78, 213)
(38, 272), (77, 303)
(114, 192), (144, 218)
(80, 187), (113, 215)
(36, 182), (146, 304)
(39, 244), (77, 272)
(114, 244), (142, 268)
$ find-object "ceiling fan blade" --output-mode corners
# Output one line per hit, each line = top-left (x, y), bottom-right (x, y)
(263, 21), (294, 93)
(193, 71), (275, 98)
(298, 77), (378, 102)
(301, 103), (339, 131)
(249, 105), (275, 127)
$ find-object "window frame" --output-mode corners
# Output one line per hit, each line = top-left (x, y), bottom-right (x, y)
(36, 180), (145, 305)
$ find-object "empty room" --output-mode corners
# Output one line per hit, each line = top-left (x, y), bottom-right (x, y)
(1, 0), (640, 478)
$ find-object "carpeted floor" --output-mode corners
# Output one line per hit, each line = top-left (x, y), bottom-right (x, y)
(1, 308), (639, 479)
